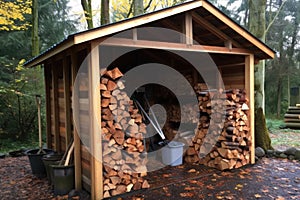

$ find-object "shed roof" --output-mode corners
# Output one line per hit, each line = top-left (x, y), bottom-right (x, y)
(25, 0), (275, 68)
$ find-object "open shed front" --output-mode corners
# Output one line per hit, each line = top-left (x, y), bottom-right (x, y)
(25, 0), (275, 199)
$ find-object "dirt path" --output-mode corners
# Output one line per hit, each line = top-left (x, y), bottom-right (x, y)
(0, 156), (299, 200)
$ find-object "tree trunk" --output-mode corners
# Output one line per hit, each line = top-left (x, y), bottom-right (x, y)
(249, 0), (266, 111)
(133, 0), (144, 16)
(254, 60), (265, 112)
(81, 0), (93, 29)
(255, 108), (272, 151)
(32, 0), (39, 56)
(101, 0), (110, 25)
(276, 77), (282, 118)
(276, 26), (284, 118)
(249, 0), (273, 150)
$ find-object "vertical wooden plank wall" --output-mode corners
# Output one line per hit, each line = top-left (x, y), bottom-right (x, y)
(44, 64), (52, 148)
(72, 50), (83, 190)
(78, 49), (92, 192)
(51, 64), (61, 152)
(63, 57), (72, 149)
(245, 55), (255, 164)
(45, 58), (71, 152)
(89, 42), (103, 200)
(57, 62), (67, 152)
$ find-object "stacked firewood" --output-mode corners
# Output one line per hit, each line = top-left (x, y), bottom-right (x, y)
(167, 104), (199, 123)
(185, 89), (252, 170)
(100, 67), (150, 198)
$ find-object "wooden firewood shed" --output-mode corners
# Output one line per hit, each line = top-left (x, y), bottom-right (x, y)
(25, 0), (275, 199)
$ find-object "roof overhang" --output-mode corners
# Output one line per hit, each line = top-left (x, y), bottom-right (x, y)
(24, 0), (275, 68)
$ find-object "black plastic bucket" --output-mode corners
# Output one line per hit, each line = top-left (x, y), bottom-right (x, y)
(42, 154), (63, 184)
(26, 149), (54, 178)
(52, 165), (75, 195)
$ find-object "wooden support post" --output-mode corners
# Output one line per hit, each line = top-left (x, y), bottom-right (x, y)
(90, 42), (103, 200)
(44, 64), (52, 149)
(71, 51), (82, 190)
(63, 57), (72, 149)
(51, 63), (60, 152)
(133, 28), (138, 41)
(184, 12), (193, 45)
(245, 54), (255, 164)
(224, 40), (232, 50)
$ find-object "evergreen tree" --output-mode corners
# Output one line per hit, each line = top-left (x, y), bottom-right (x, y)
(0, 0), (79, 141)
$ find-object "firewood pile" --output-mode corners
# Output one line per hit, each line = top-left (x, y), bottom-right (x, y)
(185, 89), (252, 170)
(284, 104), (300, 129)
(167, 104), (199, 123)
(100, 67), (150, 198)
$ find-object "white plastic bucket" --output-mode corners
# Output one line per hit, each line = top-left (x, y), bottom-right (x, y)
(162, 141), (185, 166)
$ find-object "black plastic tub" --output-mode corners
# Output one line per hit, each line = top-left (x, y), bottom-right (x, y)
(42, 154), (63, 184)
(52, 165), (75, 195)
(26, 149), (54, 178)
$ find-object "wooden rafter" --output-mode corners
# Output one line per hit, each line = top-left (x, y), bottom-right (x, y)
(192, 12), (242, 48)
(160, 19), (181, 33)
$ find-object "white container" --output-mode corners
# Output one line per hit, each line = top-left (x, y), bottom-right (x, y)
(162, 141), (185, 166)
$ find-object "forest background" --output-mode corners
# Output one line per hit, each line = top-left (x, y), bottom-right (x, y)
(0, 0), (299, 152)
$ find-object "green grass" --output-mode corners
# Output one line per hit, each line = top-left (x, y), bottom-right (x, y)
(267, 118), (300, 149)
(0, 138), (39, 154)
(266, 118), (284, 131)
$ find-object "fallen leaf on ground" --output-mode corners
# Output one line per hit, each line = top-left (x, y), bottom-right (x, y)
(234, 183), (243, 190)
(206, 184), (214, 190)
(180, 192), (194, 197)
(188, 180), (197, 184)
(254, 194), (262, 198)
(162, 174), (171, 178)
(162, 187), (171, 197)
(188, 169), (196, 173)
(184, 187), (196, 191)
(261, 189), (269, 193)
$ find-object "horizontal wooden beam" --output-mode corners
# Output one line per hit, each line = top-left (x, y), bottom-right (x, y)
(218, 62), (245, 68)
(100, 38), (253, 55)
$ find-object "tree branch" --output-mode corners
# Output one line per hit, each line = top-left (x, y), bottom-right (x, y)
(265, 0), (287, 34)
(144, 0), (154, 12)
(127, 0), (134, 18)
